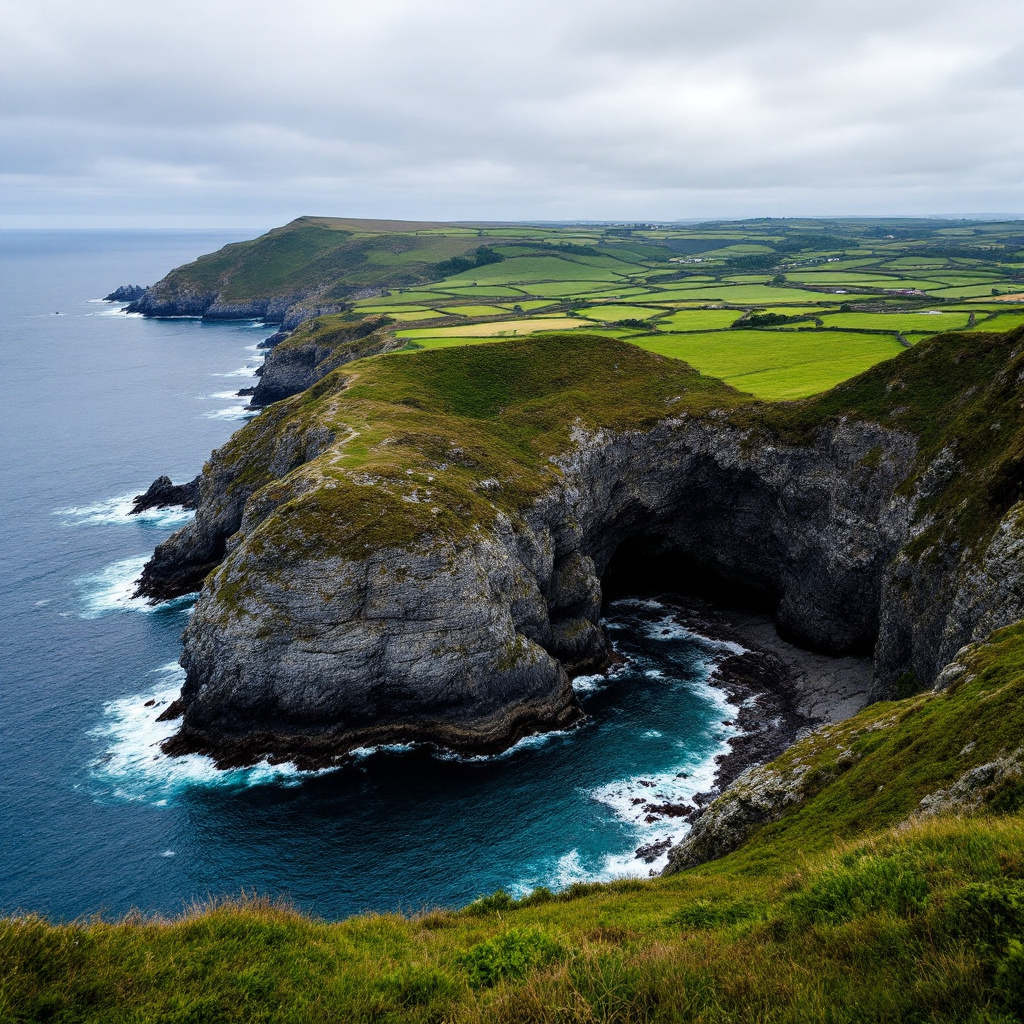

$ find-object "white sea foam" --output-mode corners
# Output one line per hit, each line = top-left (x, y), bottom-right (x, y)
(76, 556), (195, 619)
(87, 664), (330, 805)
(204, 405), (257, 421)
(55, 492), (195, 529)
(214, 365), (262, 378)
(95, 306), (143, 318)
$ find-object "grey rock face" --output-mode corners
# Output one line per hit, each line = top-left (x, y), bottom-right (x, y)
(873, 502), (1024, 698)
(250, 319), (401, 407)
(105, 284), (146, 302)
(126, 282), (349, 329)
(147, 414), (939, 765)
(918, 746), (1024, 816)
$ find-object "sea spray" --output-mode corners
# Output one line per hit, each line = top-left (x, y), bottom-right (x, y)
(87, 664), (330, 805)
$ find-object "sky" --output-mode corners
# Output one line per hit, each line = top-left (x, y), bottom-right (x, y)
(2, 0), (1023, 227)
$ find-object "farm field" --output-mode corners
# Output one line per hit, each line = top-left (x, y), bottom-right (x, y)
(577, 304), (665, 322)
(151, 215), (1023, 400)
(438, 305), (512, 317)
(631, 330), (908, 400)
(397, 317), (589, 340)
(968, 311), (1024, 330)
(658, 308), (748, 331)
(820, 311), (971, 332)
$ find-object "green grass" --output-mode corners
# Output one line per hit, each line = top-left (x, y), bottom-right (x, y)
(444, 256), (626, 285)
(968, 312), (1024, 330)
(632, 329), (907, 399)
(928, 283), (1016, 298)
(384, 309), (448, 321)
(685, 284), (853, 304)
(577, 304), (666, 322)
(821, 311), (971, 332)
(521, 280), (624, 297)
(4, 621), (1022, 1023)
(397, 317), (586, 339)
(437, 285), (532, 297)
(438, 305), (514, 317)
(658, 309), (747, 331)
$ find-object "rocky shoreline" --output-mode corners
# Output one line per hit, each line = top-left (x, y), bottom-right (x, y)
(626, 596), (872, 864)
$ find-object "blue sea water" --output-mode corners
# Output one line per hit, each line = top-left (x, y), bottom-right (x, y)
(0, 230), (743, 921)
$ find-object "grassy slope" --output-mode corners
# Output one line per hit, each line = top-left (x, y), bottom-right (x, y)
(213, 324), (1022, 613)
(3, 624), (1021, 1023)
(204, 334), (747, 592)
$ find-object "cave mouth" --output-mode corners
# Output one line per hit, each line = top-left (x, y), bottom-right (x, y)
(601, 534), (879, 659)
(601, 534), (777, 616)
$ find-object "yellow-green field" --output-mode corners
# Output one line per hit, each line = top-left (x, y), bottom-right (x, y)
(397, 317), (589, 340)
(631, 330), (907, 400)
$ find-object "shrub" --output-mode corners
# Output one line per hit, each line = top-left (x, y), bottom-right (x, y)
(937, 881), (1024, 953)
(667, 898), (761, 929)
(458, 928), (565, 988)
(466, 889), (514, 915)
(787, 852), (931, 926)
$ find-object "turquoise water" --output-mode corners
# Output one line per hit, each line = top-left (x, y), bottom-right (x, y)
(0, 231), (741, 920)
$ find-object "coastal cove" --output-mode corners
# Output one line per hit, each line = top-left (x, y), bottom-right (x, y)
(0, 231), (858, 921)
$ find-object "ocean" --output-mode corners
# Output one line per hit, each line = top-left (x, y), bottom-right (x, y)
(0, 230), (743, 920)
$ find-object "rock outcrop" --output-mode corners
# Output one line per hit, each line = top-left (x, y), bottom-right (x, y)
(130, 475), (200, 515)
(250, 315), (400, 407)
(137, 329), (1024, 769)
(105, 284), (146, 302)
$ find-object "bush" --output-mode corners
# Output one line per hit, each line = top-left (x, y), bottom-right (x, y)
(937, 881), (1024, 952)
(459, 928), (565, 988)
(466, 889), (514, 915)
(667, 898), (760, 929)
(787, 852), (931, 926)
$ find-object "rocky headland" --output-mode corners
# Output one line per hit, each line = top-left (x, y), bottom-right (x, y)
(133, 325), (1024, 776)
(104, 284), (147, 303)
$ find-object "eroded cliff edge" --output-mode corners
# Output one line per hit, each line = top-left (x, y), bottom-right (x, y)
(138, 328), (1024, 768)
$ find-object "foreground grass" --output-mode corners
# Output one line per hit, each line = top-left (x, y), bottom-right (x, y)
(4, 624), (1023, 1023)
(4, 820), (1021, 1023)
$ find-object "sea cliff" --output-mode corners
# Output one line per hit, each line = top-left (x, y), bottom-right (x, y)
(137, 327), (1024, 769)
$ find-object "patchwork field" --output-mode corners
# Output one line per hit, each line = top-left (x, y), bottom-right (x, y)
(631, 330), (907, 400)
(146, 215), (1023, 400)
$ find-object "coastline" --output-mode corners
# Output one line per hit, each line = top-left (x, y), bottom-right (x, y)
(625, 594), (873, 864)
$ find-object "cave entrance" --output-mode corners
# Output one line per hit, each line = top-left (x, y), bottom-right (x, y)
(600, 534), (777, 617)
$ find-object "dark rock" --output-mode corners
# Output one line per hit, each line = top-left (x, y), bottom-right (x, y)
(635, 838), (673, 863)
(104, 284), (146, 302)
(130, 475), (200, 515)
(249, 316), (399, 407)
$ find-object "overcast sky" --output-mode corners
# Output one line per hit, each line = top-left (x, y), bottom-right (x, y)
(3, 0), (1023, 227)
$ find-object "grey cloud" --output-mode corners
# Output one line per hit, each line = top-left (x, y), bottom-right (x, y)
(1, 0), (1022, 225)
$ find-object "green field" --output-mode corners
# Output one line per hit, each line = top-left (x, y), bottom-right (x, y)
(578, 304), (665, 322)
(658, 309), (746, 331)
(632, 330), (906, 400)
(821, 311), (971, 332)
(397, 317), (588, 340)
(438, 305), (512, 317)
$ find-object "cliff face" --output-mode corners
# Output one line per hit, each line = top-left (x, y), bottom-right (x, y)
(250, 315), (401, 406)
(140, 329), (1024, 768)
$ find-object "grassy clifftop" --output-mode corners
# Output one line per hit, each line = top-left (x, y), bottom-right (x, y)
(4, 624), (1022, 1023)
(150, 217), (502, 302)
(207, 333), (747, 584)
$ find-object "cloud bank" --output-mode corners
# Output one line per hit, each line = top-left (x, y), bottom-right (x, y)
(2, 0), (1023, 225)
